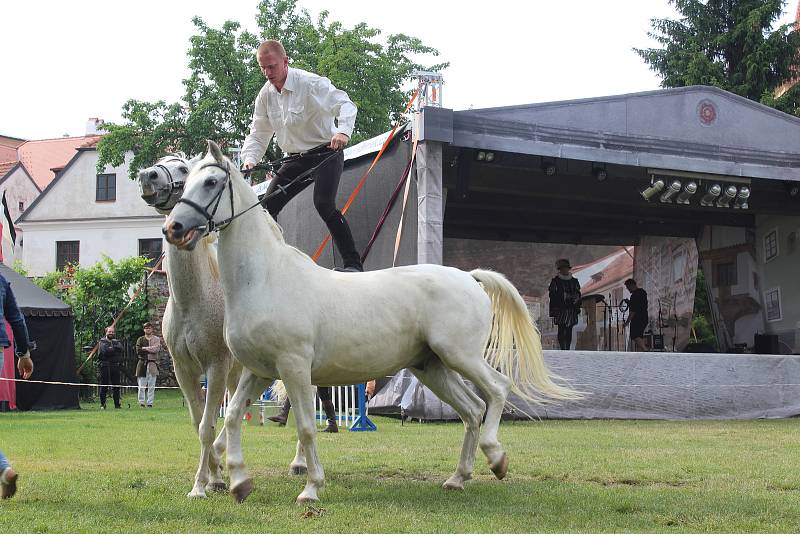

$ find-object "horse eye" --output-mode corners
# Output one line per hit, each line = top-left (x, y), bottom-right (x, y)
(205, 178), (218, 187)
(179, 166), (188, 174)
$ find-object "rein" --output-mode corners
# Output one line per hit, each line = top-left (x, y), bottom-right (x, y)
(177, 148), (341, 235)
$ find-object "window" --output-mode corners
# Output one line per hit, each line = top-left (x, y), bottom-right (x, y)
(764, 229), (778, 262)
(764, 288), (782, 322)
(56, 241), (79, 270)
(714, 262), (737, 287)
(139, 238), (163, 267)
(96, 173), (116, 201)
(18, 201), (24, 212)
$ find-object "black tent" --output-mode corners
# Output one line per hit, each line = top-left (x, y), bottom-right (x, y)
(0, 264), (78, 410)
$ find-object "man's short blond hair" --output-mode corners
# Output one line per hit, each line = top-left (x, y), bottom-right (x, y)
(258, 40), (287, 58)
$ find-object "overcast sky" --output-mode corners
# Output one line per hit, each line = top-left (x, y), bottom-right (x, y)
(2, 0), (797, 140)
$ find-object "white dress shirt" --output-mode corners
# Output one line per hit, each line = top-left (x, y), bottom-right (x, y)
(241, 67), (357, 165)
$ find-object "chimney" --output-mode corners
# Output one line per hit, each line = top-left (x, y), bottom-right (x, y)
(86, 118), (106, 135)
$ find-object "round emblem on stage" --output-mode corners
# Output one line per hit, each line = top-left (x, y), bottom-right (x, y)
(697, 99), (717, 126)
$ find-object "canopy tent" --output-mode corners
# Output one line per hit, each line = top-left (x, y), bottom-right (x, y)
(0, 263), (78, 410)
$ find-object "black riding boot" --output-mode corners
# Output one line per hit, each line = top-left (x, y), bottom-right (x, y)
(268, 399), (291, 426)
(321, 400), (339, 433)
(325, 212), (363, 272)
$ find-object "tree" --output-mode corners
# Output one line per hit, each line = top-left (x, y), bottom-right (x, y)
(635, 0), (800, 116)
(98, 0), (447, 179)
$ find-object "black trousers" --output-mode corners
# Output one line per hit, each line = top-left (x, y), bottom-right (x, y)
(557, 325), (574, 351)
(263, 150), (362, 268)
(99, 363), (121, 407)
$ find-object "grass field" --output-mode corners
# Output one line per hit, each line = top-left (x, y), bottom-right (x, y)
(2, 390), (800, 533)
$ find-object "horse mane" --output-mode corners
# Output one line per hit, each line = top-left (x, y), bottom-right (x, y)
(200, 234), (220, 280)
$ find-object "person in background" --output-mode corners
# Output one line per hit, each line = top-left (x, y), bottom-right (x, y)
(624, 278), (649, 351)
(0, 271), (33, 499)
(548, 258), (582, 350)
(135, 322), (161, 408)
(97, 325), (123, 409)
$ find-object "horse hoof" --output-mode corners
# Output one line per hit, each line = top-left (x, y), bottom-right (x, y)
(442, 479), (464, 491)
(207, 481), (228, 492)
(231, 479), (254, 503)
(288, 465), (307, 476)
(489, 452), (509, 480)
(187, 489), (208, 499)
(296, 492), (319, 504)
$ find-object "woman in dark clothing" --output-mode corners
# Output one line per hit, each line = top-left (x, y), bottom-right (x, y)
(548, 259), (581, 350)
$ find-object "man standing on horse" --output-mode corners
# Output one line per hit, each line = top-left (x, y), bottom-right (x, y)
(241, 39), (363, 272)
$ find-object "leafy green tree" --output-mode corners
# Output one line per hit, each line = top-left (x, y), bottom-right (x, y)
(98, 0), (447, 179)
(635, 0), (800, 116)
(29, 257), (151, 387)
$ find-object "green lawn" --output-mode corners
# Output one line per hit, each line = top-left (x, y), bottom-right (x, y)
(2, 390), (799, 533)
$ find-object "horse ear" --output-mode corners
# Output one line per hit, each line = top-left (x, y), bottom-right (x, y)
(207, 140), (224, 164)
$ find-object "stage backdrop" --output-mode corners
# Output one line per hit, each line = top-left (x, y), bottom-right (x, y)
(634, 237), (699, 351)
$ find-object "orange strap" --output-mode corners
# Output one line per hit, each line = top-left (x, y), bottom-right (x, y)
(311, 90), (418, 262)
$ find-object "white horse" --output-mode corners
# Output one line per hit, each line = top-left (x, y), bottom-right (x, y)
(138, 154), (243, 498)
(163, 141), (580, 504)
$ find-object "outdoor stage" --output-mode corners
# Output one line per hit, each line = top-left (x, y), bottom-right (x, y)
(369, 350), (800, 421)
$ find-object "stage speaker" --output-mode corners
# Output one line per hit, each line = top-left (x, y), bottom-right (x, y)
(754, 334), (779, 355)
(651, 334), (665, 350)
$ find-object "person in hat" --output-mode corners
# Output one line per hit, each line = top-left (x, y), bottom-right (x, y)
(135, 322), (162, 407)
(548, 259), (582, 350)
(97, 325), (123, 409)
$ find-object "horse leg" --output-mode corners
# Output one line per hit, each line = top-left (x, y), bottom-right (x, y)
(410, 357), (486, 490)
(211, 357), (242, 469)
(289, 440), (307, 476)
(173, 357), (209, 498)
(225, 368), (270, 503)
(278, 364), (324, 504)
(201, 360), (228, 493)
(430, 342), (512, 480)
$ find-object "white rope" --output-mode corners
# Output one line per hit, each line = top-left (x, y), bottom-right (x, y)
(0, 377), (181, 389)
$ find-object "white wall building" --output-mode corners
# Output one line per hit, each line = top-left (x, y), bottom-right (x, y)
(0, 162), (41, 260)
(16, 142), (164, 276)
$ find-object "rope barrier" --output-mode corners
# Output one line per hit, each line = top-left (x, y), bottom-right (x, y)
(0, 376), (181, 389)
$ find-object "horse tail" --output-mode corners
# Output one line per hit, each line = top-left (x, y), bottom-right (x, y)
(267, 380), (318, 405)
(470, 269), (581, 404)
(269, 380), (288, 404)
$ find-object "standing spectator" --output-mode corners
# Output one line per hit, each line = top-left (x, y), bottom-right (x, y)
(97, 325), (123, 409)
(135, 322), (161, 408)
(624, 279), (649, 351)
(0, 271), (33, 499)
(548, 259), (582, 350)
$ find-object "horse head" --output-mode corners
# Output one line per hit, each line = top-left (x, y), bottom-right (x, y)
(163, 141), (240, 250)
(138, 153), (201, 213)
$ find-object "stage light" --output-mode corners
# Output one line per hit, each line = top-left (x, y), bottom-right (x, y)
(640, 179), (665, 201)
(476, 151), (486, 161)
(785, 181), (799, 197)
(676, 181), (698, 204)
(716, 185), (738, 208)
(659, 180), (682, 203)
(484, 151), (495, 162)
(733, 185), (750, 209)
(700, 183), (722, 206)
(541, 158), (557, 176)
